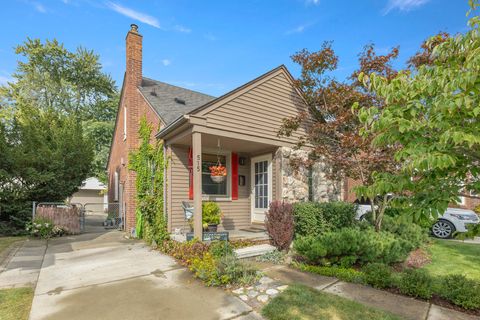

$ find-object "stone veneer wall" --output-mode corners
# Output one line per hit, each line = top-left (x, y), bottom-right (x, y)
(277, 147), (341, 203)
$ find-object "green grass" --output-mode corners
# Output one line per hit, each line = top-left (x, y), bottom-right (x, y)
(262, 284), (401, 320)
(0, 287), (34, 320)
(423, 239), (480, 281)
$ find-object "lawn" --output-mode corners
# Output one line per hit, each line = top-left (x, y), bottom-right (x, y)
(0, 287), (34, 320)
(423, 239), (480, 281)
(262, 284), (401, 320)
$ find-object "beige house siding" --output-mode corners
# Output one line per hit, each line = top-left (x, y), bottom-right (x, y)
(201, 72), (308, 145)
(70, 190), (103, 207)
(167, 145), (282, 232)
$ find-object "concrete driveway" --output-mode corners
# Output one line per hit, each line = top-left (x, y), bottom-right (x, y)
(28, 214), (259, 320)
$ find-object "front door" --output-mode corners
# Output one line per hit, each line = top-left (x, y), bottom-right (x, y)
(251, 154), (272, 223)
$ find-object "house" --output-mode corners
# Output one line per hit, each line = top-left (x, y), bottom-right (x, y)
(107, 24), (342, 237)
(69, 177), (107, 213)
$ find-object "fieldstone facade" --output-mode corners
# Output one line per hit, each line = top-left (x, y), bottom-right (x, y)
(277, 147), (341, 203)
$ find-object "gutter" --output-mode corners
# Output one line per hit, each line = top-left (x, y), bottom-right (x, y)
(155, 114), (189, 140)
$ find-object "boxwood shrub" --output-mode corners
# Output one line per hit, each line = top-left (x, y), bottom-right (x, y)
(362, 263), (394, 289)
(438, 275), (480, 310)
(396, 269), (433, 299)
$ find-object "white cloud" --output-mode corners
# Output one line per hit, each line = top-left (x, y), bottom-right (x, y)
(105, 1), (161, 28)
(161, 59), (171, 66)
(285, 21), (317, 35)
(28, 1), (47, 13)
(0, 73), (13, 86)
(174, 25), (191, 33)
(383, 0), (429, 15)
(203, 33), (217, 41)
(305, 0), (320, 5)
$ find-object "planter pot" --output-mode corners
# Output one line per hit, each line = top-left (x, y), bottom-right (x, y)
(210, 175), (226, 183)
(207, 224), (218, 232)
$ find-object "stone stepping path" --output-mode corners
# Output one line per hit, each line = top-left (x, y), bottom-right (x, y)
(230, 276), (288, 309)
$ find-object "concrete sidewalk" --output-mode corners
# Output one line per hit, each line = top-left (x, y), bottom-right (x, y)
(263, 265), (479, 320)
(0, 238), (46, 289)
(0, 214), (261, 320)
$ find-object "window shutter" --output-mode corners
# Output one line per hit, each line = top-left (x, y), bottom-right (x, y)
(188, 147), (193, 200)
(231, 153), (238, 200)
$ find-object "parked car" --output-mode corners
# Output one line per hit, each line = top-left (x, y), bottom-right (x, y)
(355, 205), (479, 239)
(432, 208), (479, 239)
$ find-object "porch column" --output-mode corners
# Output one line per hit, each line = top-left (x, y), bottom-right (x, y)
(192, 131), (203, 240)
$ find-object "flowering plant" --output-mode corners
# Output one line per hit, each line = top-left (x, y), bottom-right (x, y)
(209, 165), (227, 177)
(26, 217), (66, 238)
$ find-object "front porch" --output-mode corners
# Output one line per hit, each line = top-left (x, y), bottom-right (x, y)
(164, 128), (287, 239)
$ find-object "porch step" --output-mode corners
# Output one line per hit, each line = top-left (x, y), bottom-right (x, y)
(234, 244), (276, 259)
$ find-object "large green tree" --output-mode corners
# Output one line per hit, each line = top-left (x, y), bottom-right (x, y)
(357, 3), (480, 220)
(0, 38), (118, 180)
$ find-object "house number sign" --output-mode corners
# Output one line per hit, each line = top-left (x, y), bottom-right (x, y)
(196, 154), (201, 173)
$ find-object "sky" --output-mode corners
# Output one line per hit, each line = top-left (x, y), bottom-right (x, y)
(0, 0), (472, 96)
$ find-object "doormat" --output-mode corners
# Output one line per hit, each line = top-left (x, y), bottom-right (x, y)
(239, 227), (266, 233)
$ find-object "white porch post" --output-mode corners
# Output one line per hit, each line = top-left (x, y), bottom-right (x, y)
(192, 131), (203, 240)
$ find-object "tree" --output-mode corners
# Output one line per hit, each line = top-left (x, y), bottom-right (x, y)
(0, 106), (93, 229)
(0, 38), (118, 180)
(281, 42), (400, 230)
(357, 4), (480, 221)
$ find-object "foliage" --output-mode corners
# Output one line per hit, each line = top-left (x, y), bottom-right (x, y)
(216, 254), (260, 286)
(202, 202), (222, 227)
(397, 269), (433, 299)
(256, 249), (286, 264)
(281, 41), (402, 232)
(475, 205), (480, 215)
(0, 38), (118, 182)
(190, 252), (229, 286)
(265, 201), (294, 251)
(294, 227), (414, 267)
(293, 201), (357, 238)
(380, 215), (429, 249)
(356, 5), (480, 221)
(209, 241), (233, 259)
(159, 239), (209, 266)
(295, 263), (366, 284)
(362, 263), (393, 289)
(261, 284), (401, 320)
(25, 217), (65, 239)
(129, 117), (167, 243)
(438, 275), (480, 310)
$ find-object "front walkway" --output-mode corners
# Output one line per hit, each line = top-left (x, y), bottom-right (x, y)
(21, 214), (261, 320)
(259, 265), (478, 320)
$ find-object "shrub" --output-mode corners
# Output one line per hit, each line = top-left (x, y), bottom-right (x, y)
(265, 201), (294, 251)
(397, 269), (433, 299)
(362, 263), (393, 289)
(190, 252), (227, 286)
(25, 217), (63, 238)
(438, 275), (480, 310)
(296, 263), (366, 284)
(381, 215), (428, 249)
(217, 254), (260, 286)
(202, 202), (222, 228)
(209, 241), (233, 259)
(294, 227), (412, 266)
(159, 239), (209, 265)
(292, 202), (330, 237)
(256, 249), (285, 264)
(292, 201), (356, 238)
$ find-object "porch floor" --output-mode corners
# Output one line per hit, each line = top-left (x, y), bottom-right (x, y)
(169, 226), (270, 243)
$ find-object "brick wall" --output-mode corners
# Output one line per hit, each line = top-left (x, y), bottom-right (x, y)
(107, 24), (162, 235)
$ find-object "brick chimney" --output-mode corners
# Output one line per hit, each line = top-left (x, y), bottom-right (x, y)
(126, 24), (142, 88)
(124, 24), (142, 234)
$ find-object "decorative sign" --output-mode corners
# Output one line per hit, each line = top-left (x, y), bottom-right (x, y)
(186, 232), (229, 242)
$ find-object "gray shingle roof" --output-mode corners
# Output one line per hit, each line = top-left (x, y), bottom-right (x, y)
(139, 77), (216, 125)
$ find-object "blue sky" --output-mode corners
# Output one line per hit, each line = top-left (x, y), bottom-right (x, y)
(0, 0), (472, 96)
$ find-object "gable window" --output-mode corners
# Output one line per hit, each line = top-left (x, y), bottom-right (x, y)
(202, 153), (229, 197)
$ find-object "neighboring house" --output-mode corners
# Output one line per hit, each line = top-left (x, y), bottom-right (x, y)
(107, 24), (341, 235)
(69, 177), (107, 210)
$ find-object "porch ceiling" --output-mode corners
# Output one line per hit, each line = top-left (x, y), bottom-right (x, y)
(172, 132), (277, 154)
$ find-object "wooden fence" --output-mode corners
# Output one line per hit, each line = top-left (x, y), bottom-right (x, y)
(36, 205), (81, 234)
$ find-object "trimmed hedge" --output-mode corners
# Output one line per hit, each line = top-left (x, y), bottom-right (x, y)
(293, 201), (356, 238)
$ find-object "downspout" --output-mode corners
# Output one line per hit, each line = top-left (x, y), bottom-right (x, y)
(163, 143), (167, 220)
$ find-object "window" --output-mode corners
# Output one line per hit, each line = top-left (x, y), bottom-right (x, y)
(254, 160), (269, 209)
(123, 106), (127, 140)
(114, 171), (119, 201)
(202, 153), (227, 196)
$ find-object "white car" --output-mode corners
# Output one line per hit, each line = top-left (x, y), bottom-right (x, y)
(432, 208), (479, 239)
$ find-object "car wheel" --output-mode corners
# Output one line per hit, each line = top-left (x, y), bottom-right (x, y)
(432, 220), (456, 239)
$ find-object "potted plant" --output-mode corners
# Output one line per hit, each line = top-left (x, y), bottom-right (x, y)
(209, 164), (227, 183)
(202, 201), (222, 232)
